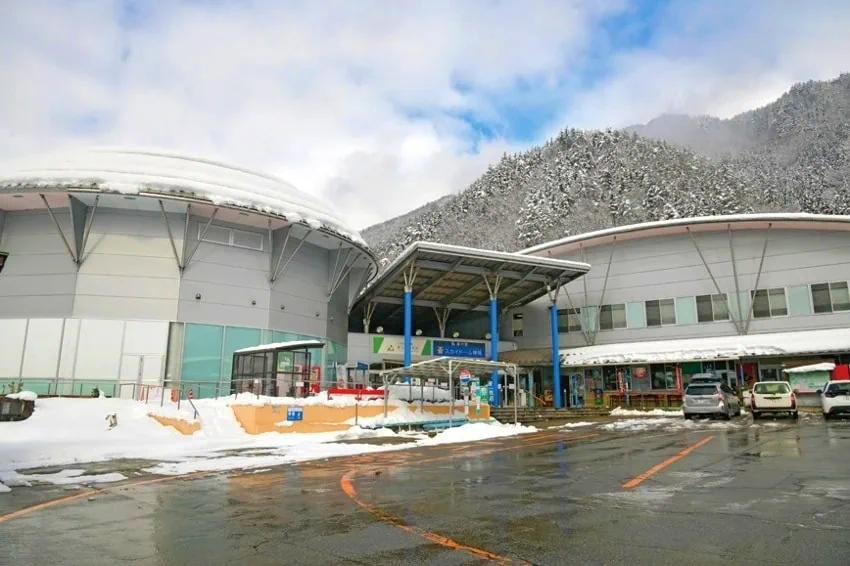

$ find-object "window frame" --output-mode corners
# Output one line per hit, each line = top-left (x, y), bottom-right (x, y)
(0, 252), (6, 275)
(199, 223), (265, 251)
(645, 298), (677, 327)
(810, 281), (850, 314)
(556, 308), (582, 334)
(511, 312), (524, 338)
(598, 303), (627, 331)
(750, 287), (788, 319)
(696, 293), (730, 323)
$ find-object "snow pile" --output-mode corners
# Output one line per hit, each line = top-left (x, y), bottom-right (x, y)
(5, 391), (38, 402)
(418, 422), (537, 446)
(610, 407), (683, 417)
(553, 421), (596, 429)
(0, 469), (126, 488)
(343, 403), (469, 427)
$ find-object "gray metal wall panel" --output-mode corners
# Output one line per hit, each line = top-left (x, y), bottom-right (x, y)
(510, 228), (850, 350)
(0, 211), (77, 318)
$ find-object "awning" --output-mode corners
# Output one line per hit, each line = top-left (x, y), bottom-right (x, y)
(499, 348), (552, 366)
(559, 328), (850, 367)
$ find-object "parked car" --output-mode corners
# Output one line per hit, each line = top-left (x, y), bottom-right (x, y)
(819, 380), (850, 419)
(683, 382), (741, 420)
(751, 381), (797, 419)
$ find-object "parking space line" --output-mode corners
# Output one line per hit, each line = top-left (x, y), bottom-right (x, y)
(622, 435), (715, 489)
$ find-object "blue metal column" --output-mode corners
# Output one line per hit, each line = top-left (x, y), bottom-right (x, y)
(489, 297), (500, 407)
(403, 289), (413, 368)
(550, 303), (562, 409)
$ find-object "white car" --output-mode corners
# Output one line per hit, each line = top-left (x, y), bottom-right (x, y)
(751, 381), (798, 419)
(820, 380), (850, 419)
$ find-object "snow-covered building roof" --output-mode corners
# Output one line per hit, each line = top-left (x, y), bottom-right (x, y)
(522, 213), (850, 256)
(560, 328), (850, 366)
(233, 339), (325, 354)
(0, 147), (366, 247)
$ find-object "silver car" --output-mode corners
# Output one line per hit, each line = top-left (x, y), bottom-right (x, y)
(683, 382), (741, 420)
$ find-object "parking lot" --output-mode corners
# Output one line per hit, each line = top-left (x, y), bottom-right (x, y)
(2, 414), (850, 565)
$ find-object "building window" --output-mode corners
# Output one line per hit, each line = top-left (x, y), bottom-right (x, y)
(645, 298), (676, 327)
(199, 224), (264, 251)
(696, 294), (730, 322)
(811, 282), (850, 314)
(557, 308), (582, 333)
(512, 313), (524, 337)
(751, 288), (787, 318)
(0, 252), (6, 275)
(599, 304), (626, 330)
(650, 363), (676, 390)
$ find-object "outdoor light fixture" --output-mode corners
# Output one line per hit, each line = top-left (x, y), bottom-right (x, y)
(194, 293), (202, 300)
(251, 300), (256, 306)
(376, 326), (384, 334)
(485, 333), (492, 339)
(280, 304), (286, 310)
(415, 329), (422, 336)
(452, 331), (460, 338)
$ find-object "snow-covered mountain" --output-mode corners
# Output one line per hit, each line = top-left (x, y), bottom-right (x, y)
(364, 73), (850, 267)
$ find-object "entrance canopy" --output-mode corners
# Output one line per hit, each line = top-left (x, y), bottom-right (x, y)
(351, 241), (590, 331)
(352, 241), (590, 410)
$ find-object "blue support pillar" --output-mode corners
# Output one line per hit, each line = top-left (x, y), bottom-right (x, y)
(489, 297), (500, 407)
(403, 289), (413, 368)
(550, 303), (562, 409)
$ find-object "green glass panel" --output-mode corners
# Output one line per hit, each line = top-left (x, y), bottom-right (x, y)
(681, 362), (702, 374)
(675, 297), (697, 325)
(181, 323), (224, 383)
(625, 302), (646, 328)
(220, 326), (263, 380)
(788, 285), (812, 316)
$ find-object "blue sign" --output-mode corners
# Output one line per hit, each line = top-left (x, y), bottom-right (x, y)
(356, 362), (369, 371)
(433, 340), (485, 358)
(286, 407), (304, 421)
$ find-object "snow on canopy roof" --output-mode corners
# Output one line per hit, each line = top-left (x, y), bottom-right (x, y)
(233, 340), (325, 354)
(560, 328), (850, 366)
(783, 362), (835, 374)
(0, 147), (365, 246)
(522, 213), (850, 256)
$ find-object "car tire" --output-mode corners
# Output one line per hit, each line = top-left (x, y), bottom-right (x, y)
(723, 409), (731, 421)
(683, 413), (692, 420)
(752, 411), (760, 420)
(792, 411), (799, 419)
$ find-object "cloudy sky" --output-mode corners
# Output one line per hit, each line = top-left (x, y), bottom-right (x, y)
(1, 0), (848, 229)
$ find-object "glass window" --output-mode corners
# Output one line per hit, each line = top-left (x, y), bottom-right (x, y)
(650, 363), (675, 390)
(812, 281), (850, 313)
(712, 294), (729, 320)
(751, 288), (787, 318)
(753, 382), (790, 394)
(557, 308), (582, 333)
(685, 384), (718, 396)
(0, 252), (7, 275)
(232, 229), (264, 251)
(696, 294), (713, 323)
(512, 313), (524, 337)
(201, 224), (231, 245)
(182, 323), (225, 381)
(602, 366), (618, 390)
(599, 304), (626, 330)
(221, 326), (263, 379)
(646, 299), (675, 326)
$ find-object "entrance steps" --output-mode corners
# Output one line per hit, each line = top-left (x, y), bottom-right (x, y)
(490, 406), (610, 424)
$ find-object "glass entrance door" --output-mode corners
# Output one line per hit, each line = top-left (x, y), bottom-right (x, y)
(569, 371), (585, 408)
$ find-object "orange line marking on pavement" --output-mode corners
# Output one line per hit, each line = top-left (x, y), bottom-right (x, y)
(339, 431), (597, 564)
(621, 435), (715, 489)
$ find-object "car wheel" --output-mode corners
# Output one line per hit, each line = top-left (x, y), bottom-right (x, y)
(824, 412), (832, 421)
(683, 413), (692, 420)
(723, 409), (732, 421)
(791, 411), (799, 419)
(752, 411), (760, 420)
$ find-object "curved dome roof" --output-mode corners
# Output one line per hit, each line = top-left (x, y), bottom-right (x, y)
(0, 147), (365, 246)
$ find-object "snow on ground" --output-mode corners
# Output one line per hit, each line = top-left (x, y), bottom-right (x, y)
(553, 421), (596, 429)
(610, 407), (683, 417)
(0, 397), (535, 492)
(5, 391), (38, 402)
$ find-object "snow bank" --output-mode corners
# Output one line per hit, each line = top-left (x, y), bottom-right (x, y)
(5, 390), (37, 402)
(0, 469), (126, 487)
(553, 421), (595, 429)
(418, 422), (537, 446)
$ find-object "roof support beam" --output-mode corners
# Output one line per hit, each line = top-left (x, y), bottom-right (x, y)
(561, 284), (592, 346)
(77, 194), (99, 266)
(413, 259), (552, 283)
(743, 223), (772, 335)
(432, 307), (451, 338)
(329, 251), (359, 297)
(370, 295), (489, 312)
(687, 227), (743, 335)
(272, 227), (310, 283)
(185, 207), (220, 270)
(728, 224), (744, 332)
(39, 194), (78, 265)
(362, 301), (377, 334)
(587, 238), (616, 345)
(158, 199), (183, 272)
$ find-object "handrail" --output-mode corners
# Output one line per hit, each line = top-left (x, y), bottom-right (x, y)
(186, 393), (199, 420)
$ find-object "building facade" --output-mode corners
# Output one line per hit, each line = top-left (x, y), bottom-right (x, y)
(0, 148), (376, 397)
(508, 214), (850, 406)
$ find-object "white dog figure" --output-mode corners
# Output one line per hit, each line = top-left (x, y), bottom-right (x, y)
(106, 413), (118, 430)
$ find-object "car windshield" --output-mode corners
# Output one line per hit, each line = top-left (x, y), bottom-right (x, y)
(753, 382), (790, 394)
(685, 385), (718, 396)
(826, 382), (850, 395)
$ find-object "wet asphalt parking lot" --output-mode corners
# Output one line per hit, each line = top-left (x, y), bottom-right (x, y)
(2, 414), (850, 565)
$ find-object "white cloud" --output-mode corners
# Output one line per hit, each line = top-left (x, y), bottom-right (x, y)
(560, 0), (850, 130)
(0, 0), (625, 229)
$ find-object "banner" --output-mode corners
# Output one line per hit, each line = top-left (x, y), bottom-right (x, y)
(433, 340), (486, 358)
(372, 336), (431, 356)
